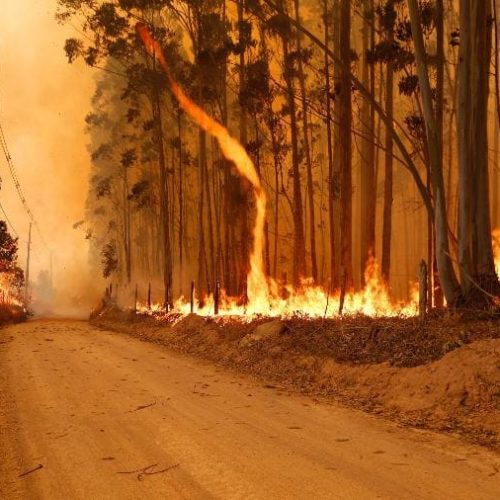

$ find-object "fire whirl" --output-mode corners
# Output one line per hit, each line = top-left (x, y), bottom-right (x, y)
(136, 23), (417, 320)
(137, 23), (270, 308)
(136, 24), (499, 322)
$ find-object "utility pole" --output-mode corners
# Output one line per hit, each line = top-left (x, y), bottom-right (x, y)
(24, 222), (32, 306)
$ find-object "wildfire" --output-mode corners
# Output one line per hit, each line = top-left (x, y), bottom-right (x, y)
(0, 273), (23, 309)
(136, 24), (418, 320)
(170, 257), (418, 320)
(493, 229), (500, 277)
(135, 26), (498, 322)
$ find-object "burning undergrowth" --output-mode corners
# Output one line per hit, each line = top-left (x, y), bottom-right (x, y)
(133, 25), (425, 322)
(0, 276), (26, 326)
(134, 257), (420, 322)
(0, 303), (26, 325)
(93, 306), (500, 450)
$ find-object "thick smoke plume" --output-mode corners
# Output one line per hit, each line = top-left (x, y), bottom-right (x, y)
(0, 0), (101, 316)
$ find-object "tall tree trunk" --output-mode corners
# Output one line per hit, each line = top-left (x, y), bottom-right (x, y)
(339, 0), (353, 287)
(177, 107), (184, 296)
(381, 25), (394, 284)
(407, 0), (460, 304)
(493, 0), (500, 230)
(433, 0), (445, 307)
(494, 104), (500, 230)
(238, 0), (250, 295)
(332, 0), (342, 288)
(221, 1), (235, 294)
(204, 146), (215, 289)
(360, 0), (376, 284)
(457, 0), (497, 297)
(122, 162), (132, 284)
(294, 0), (318, 282)
(279, 0), (306, 284)
(323, 0), (337, 288)
(270, 122), (281, 279)
(197, 125), (209, 298)
(153, 89), (172, 307)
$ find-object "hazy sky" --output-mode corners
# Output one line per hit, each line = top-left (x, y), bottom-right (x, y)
(0, 0), (99, 309)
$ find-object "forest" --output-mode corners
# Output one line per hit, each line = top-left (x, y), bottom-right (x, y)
(57, 0), (500, 317)
(3, 1), (500, 493)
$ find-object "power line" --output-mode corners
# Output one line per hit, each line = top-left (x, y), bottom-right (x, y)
(0, 119), (48, 249)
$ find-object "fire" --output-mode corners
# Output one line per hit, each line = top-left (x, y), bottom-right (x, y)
(177, 256), (418, 319)
(493, 229), (500, 276)
(136, 24), (418, 320)
(137, 23), (270, 305)
(0, 273), (23, 309)
(137, 256), (419, 321)
(135, 26), (500, 322)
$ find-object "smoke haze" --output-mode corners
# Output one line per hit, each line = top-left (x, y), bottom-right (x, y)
(0, 0), (101, 316)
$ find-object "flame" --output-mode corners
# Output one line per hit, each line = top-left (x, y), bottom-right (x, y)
(493, 229), (500, 277)
(136, 24), (420, 320)
(137, 23), (270, 305)
(137, 256), (419, 321)
(0, 273), (23, 309)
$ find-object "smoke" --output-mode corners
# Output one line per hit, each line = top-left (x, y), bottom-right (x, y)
(0, 0), (102, 317)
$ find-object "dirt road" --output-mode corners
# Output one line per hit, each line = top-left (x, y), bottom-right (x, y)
(1, 320), (499, 499)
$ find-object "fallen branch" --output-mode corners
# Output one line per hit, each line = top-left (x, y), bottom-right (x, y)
(117, 463), (179, 481)
(18, 464), (43, 478)
(128, 401), (156, 413)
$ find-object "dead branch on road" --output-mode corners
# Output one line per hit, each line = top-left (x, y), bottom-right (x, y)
(117, 463), (179, 481)
(127, 401), (157, 413)
(18, 464), (43, 478)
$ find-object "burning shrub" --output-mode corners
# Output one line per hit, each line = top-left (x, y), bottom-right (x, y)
(0, 221), (25, 309)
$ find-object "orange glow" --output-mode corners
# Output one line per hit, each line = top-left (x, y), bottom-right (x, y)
(493, 229), (500, 277)
(0, 274), (23, 309)
(137, 263), (419, 322)
(136, 24), (420, 320)
(137, 23), (269, 305)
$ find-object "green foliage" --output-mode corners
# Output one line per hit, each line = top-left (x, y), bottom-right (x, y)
(101, 241), (118, 278)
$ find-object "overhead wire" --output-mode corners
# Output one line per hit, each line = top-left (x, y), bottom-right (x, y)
(0, 119), (48, 249)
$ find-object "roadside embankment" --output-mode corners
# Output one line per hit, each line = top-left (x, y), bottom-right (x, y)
(92, 308), (500, 451)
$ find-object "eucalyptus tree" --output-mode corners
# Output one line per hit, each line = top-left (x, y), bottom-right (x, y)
(58, 0), (190, 305)
(456, 0), (499, 302)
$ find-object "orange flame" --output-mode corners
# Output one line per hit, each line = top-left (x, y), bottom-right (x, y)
(0, 273), (23, 309)
(493, 229), (500, 277)
(135, 24), (417, 320)
(137, 23), (270, 306)
(137, 256), (420, 321)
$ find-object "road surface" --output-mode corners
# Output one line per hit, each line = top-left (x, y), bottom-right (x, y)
(1, 319), (499, 499)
